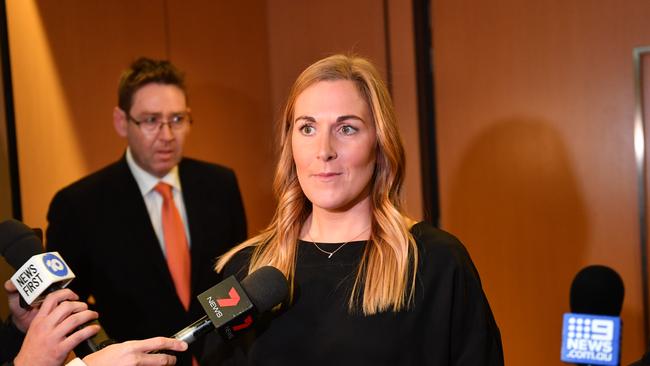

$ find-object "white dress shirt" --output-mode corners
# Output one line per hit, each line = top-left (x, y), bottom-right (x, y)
(66, 357), (87, 366)
(125, 148), (191, 255)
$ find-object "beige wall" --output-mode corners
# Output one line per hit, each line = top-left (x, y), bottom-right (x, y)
(433, 0), (650, 364)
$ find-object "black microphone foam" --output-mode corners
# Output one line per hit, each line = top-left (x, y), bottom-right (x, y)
(570, 265), (624, 316)
(241, 266), (289, 312)
(0, 219), (43, 269)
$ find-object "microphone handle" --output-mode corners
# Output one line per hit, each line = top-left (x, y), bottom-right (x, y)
(172, 316), (214, 344)
(19, 283), (62, 308)
(73, 319), (116, 358)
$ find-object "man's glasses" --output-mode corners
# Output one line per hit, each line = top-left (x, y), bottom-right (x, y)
(127, 112), (192, 134)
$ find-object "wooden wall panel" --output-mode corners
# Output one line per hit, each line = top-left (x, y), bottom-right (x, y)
(387, 0), (423, 220)
(164, 0), (275, 235)
(433, 0), (650, 364)
(266, 0), (388, 117)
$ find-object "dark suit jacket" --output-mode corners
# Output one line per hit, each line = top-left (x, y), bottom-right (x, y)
(0, 316), (24, 366)
(45, 157), (247, 364)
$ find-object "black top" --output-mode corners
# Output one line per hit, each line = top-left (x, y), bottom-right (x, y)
(204, 222), (504, 365)
(0, 316), (24, 366)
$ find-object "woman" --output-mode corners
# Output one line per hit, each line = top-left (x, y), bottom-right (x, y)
(214, 54), (503, 365)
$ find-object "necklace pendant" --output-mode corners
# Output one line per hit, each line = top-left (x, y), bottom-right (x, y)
(327, 253), (334, 259)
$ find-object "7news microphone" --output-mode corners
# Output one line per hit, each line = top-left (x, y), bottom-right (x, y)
(0, 219), (115, 357)
(560, 265), (625, 366)
(171, 265), (289, 344)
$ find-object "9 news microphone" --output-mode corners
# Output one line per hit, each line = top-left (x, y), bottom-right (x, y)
(0, 219), (115, 357)
(560, 265), (625, 366)
(172, 266), (288, 344)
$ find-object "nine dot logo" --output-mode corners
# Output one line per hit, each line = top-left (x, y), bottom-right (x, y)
(568, 317), (591, 339)
(567, 316), (614, 342)
(561, 313), (620, 365)
(42, 253), (68, 276)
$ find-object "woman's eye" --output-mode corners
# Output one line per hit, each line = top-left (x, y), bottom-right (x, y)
(300, 124), (315, 135)
(340, 125), (358, 135)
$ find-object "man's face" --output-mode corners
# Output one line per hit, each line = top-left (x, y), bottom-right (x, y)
(114, 83), (190, 177)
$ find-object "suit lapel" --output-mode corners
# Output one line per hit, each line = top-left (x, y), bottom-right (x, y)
(115, 158), (183, 305)
(178, 159), (205, 296)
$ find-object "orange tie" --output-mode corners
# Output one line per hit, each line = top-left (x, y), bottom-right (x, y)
(155, 182), (191, 310)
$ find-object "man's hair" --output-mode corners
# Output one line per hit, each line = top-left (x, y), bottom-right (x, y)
(117, 57), (186, 113)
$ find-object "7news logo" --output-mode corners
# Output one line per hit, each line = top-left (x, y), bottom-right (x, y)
(198, 276), (255, 339)
(561, 313), (620, 366)
(215, 287), (253, 332)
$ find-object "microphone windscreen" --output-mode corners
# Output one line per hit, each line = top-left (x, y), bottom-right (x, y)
(241, 266), (289, 313)
(570, 265), (624, 315)
(0, 219), (43, 269)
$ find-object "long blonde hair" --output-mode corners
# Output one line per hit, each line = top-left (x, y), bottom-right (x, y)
(216, 54), (418, 315)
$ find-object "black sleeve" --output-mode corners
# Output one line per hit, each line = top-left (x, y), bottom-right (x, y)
(447, 242), (504, 365)
(412, 224), (504, 366)
(226, 169), (247, 244)
(45, 189), (92, 303)
(0, 316), (25, 364)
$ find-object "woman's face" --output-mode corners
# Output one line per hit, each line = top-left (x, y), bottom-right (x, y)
(292, 80), (377, 213)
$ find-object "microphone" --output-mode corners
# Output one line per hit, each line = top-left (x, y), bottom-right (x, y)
(172, 266), (288, 344)
(0, 219), (115, 357)
(1, 219), (74, 307)
(560, 265), (624, 366)
(0, 219), (44, 268)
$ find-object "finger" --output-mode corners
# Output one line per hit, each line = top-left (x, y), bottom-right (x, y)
(43, 300), (89, 328)
(137, 353), (177, 366)
(35, 289), (79, 318)
(60, 323), (100, 352)
(131, 337), (188, 353)
(4, 280), (17, 292)
(57, 309), (98, 337)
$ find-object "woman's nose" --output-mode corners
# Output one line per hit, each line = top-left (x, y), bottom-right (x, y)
(316, 133), (337, 161)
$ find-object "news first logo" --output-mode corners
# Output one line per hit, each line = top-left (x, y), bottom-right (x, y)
(561, 313), (620, 365)
(43, 253), (69, 276)
(10, 252), (75, 305)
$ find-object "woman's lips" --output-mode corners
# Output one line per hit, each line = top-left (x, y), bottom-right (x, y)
(312, 172), (342, 181)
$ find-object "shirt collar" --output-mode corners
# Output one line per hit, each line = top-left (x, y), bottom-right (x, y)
(125, 147), (181, 196)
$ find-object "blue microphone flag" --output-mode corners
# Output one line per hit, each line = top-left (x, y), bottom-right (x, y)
(560, 313), (620, 365)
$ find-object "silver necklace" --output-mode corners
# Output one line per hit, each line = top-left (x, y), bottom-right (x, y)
(307, 226), (370, 259)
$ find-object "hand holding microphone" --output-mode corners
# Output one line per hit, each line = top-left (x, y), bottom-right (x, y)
(1, 219), (188, 365)
(81, 337), (187, 366)
(10, 286), (100, 366)
(4, 280), (38, 333)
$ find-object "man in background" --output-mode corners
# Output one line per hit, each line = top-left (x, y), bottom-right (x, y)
(45, 58), (247, 365)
